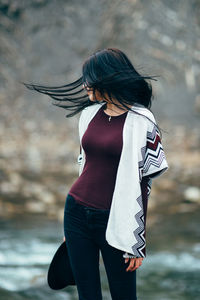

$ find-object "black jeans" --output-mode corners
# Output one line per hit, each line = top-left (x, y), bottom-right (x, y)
(63, 193), (137, 300)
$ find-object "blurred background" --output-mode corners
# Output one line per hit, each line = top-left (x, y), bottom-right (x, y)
(0, 0), (200, 299)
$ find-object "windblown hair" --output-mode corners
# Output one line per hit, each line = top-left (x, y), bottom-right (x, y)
(23, 48), (163, 137)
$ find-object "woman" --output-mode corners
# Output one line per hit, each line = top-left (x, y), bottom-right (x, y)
(24, 48), (169, 300)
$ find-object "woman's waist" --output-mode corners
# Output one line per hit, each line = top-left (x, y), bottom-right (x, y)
(69, 170), (117, 194)
(65, 193), (110, 216)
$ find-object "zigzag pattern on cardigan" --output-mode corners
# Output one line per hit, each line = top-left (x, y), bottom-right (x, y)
(138, 145), (146, 182)
(132, 125), (164, 257)
(147, 178), (152, 197)
(131, 194), (146, 257)
(143, 125), (166, 175)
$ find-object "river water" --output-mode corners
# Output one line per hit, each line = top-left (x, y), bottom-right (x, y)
(0, 215), (199, 300)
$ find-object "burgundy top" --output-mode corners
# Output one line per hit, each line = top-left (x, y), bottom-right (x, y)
(69, 103), (150, 213)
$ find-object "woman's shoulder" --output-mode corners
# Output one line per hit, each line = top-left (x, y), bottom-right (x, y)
(129, 105), (156, 126)
(81, 102), (104, 113)
(80, 102), (104, 118)
(79, 102), (104, 127)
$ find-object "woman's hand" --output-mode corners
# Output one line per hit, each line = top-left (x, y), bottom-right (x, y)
(125, 257), (144, 272)
(63, 236), (66, 242)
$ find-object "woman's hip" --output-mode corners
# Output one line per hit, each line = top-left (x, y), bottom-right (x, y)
(64, 193), (110, 233)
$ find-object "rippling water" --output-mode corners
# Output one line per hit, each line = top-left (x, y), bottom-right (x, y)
(0, 216), (199, 300)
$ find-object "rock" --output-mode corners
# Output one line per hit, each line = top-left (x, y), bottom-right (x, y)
(185, 67), (196, 91)
(22, 182), (55, 204)
(0, 0), (200, 223)
(25, 145), (42, 173)
(25, 200), (46, 213)
(194, 94), (200, 114)
(179, 204), (197, 213)
(183, 187), (200, 203)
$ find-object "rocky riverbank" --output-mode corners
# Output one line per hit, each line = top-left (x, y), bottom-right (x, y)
(0, 117), (199, 223)
(0, 0), (200, 222)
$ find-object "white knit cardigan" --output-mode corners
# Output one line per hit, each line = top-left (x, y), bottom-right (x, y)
(77, 102), (169, 258)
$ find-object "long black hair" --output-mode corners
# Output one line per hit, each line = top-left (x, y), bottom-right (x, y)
(23, 48), (163, 137)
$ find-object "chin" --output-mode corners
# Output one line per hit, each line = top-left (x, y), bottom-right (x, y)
(88, 94), (104, 103)
(89, 96), (98, 102)
(88, 95), (94, 101)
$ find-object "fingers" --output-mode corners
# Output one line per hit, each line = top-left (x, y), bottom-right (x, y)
(125, 257), (143, 272)
(125, 258), (136, 272)
(63, 236), (66, 242)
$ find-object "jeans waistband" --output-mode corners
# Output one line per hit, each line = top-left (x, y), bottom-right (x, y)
(66, 193), (110, 214)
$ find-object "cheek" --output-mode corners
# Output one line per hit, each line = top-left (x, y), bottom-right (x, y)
(88, 93), (94, 101)
(95, 90), (101, 98)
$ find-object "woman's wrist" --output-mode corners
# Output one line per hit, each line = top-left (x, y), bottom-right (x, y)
(123, 252), (138, 259)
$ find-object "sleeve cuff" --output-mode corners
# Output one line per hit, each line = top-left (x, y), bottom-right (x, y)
(123, 252), (138, 258)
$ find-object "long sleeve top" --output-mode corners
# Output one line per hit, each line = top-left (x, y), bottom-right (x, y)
(77, 101), (169, 258)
